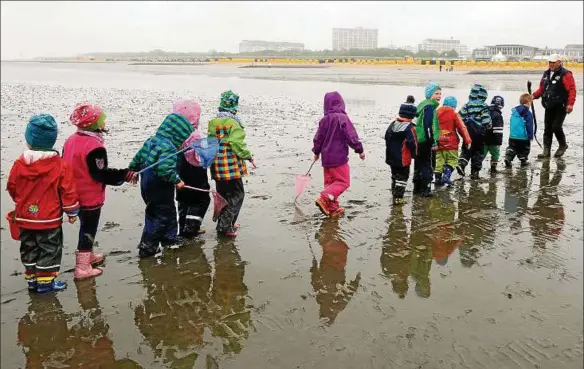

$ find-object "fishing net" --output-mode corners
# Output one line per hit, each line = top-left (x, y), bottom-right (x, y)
(185, 137), (220, 168)
(295, 174), (311, 202)
(183, 185), (228, 222)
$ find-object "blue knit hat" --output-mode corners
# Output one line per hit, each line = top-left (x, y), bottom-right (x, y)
(25, 114), (58, 150)
(443, 96), (457, 109)
(398, 104), (417, 119)
(425, 82), (441, 99)
(491, 95), (505, 108)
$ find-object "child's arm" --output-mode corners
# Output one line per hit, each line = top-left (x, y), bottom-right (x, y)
(341, 119), (364, 154)
(86, 147), (132, 186)
(128, 145), (145, 171)
(479, 107), (492, 128)
(423, 105), (435, 144)
(156, 152), (182, 184)
(454, 113), (472, 146)
(312, 119), (326, 156)
(525, 111), (535, 140)
(59, 162), (80, 218)
(226, 122), (253, 160)
(6, 162), (19, 202)
(406, 125), (418, 159)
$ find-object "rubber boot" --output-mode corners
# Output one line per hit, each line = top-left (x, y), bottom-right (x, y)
(74, 251), (103, 280)
(434, 172), (443, 186)
(421, 183), (434, 197)
(90, 251), (104, 266)
(27, 278), (37, 291)
(36, 279), (67, 293)
(490, 161), (498, 174)
(520, 160), (529, 167)
(470, 170), (480, 180)
(456, 164), (466, 177)
(442, 166), (454, 186)
(554, 144), (568, 158)
(537, 145), (551, 159)
(412, 181), (422, 195)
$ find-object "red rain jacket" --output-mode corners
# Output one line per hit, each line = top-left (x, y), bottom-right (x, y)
(7, 152), (79, 230)
(437, 106), (472, 151)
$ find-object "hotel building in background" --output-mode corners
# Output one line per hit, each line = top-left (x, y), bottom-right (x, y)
(418, 38), (470, 59)
(332, 27), (378, 51)
(239, 40), (304, 53)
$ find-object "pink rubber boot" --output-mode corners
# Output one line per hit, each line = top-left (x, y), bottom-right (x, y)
(74, 251), (103, 280)
(90, 251), (104, 265)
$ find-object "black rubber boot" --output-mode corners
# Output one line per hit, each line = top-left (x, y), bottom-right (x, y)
(470, 170), (480, 180)
(490, 162), (498, 174)
(537, 145), (551, 159)
(554, 144), (568, 158)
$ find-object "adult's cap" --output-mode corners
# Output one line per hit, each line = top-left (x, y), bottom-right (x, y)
(548, 54), (563, 63)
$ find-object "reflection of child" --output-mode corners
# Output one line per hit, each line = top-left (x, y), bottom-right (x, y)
(435, 96), (471, 186)
(173, 100), (211, 238)
(485, 96), (505, 173)
(385, 103), (418, 205)
(129, 114), (193, 258)
(505, 94), (535, 168)
(7, 115), (80, 293)
(313, 91), (365, 217)
(63, 104), (135, 280)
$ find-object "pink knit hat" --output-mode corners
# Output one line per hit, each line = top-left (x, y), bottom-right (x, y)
(172, 100), (201, 128)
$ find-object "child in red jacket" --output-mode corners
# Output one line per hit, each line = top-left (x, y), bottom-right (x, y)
(63, 104), (135, 280)
(7, 114), (80, 293)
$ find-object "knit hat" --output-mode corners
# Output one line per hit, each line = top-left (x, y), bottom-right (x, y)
(424, 82), (441, 99)
(172, 99), (201, 129)
(25, 114), (58, 150)
(443, 96), (457, 109)
(398, 103), (417, 119)
(219, 90), (239, 113)
(491, 95), (505, 108)
(469, 84), (488, 102)
(70, 104), (106, 131)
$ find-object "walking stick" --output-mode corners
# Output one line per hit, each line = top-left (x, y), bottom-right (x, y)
(527, 81), (543, 149)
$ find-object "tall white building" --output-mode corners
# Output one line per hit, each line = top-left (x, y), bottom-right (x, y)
(332, 27), (378, 51)
(418, 38), (470, 59)
(239, 40), (304, 53)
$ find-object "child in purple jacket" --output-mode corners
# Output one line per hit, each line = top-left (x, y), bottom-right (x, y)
(312, 91), (365, 217)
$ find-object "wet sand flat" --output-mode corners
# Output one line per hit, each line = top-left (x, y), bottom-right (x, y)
(1, 62), (583, 369)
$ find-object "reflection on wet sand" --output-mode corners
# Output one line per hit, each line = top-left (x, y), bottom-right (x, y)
(409, 197), (434, 298)
(134, 240), (251, 367)
(504, 168), (531, 232)
(529, 160), (566, 249)
(311, 218), (361, 325)
(381, 205), (411, 299)
(18, 280), (141, 369)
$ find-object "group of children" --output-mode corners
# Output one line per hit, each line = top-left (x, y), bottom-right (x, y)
(5, 83), (539, 293)
(383, 82), (535, 204)
(7, 91), (253, 293)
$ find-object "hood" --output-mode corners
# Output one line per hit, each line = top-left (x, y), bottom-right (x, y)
(512, 105), (530, 117)
(389, 120), (411, 133)
(18, 150), (60, 178)
(468, 84), (488, 102)
(324, 92), (346, 115)
(156, 113), (194, 149)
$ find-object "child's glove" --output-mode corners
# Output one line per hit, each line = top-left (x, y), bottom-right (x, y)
(125, 171), (139, 184)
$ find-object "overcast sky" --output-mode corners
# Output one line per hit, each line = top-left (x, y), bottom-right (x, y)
(1, 1), (583, 59)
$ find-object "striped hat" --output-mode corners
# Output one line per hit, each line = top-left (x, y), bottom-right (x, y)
(469, 84), (488, 102)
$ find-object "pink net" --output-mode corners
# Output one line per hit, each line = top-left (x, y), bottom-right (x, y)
(295, 174), (311, 201)
(211, 191), (228, 221)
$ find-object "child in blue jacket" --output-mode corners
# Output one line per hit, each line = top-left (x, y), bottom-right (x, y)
(504, 93), (534, 168)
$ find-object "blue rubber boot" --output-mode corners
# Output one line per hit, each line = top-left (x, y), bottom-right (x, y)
(36, 279), (67, 294)
(442, 165), (454, 186)
(27, 279), (37, 291)
(434, 172), (443, 186)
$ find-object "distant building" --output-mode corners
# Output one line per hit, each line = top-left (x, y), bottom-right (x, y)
(565, 44), (583, 61)
(534, 47), (566, 60)
(484, 44), (538, 60)
(332, 27), (378, 51)
(418, 38), (470, 59)
(239, 40), (304, 53)
(472, 48), (491, 61)
(388, 44), (416, 53)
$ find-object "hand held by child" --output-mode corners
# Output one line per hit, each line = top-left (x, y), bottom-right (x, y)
(313, 154), (320, 161)
(176, 181), (185, 190)
(249, 158), (257, 169)
(359, 152), (366, 160)
(68, 215), (77, 224)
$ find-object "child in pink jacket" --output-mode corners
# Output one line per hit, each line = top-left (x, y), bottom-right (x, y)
(312, 92), (365, 217)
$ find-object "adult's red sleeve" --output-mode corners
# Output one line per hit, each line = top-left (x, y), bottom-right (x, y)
(563, 72), (577, 106)
(532, 76), (545, 99)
